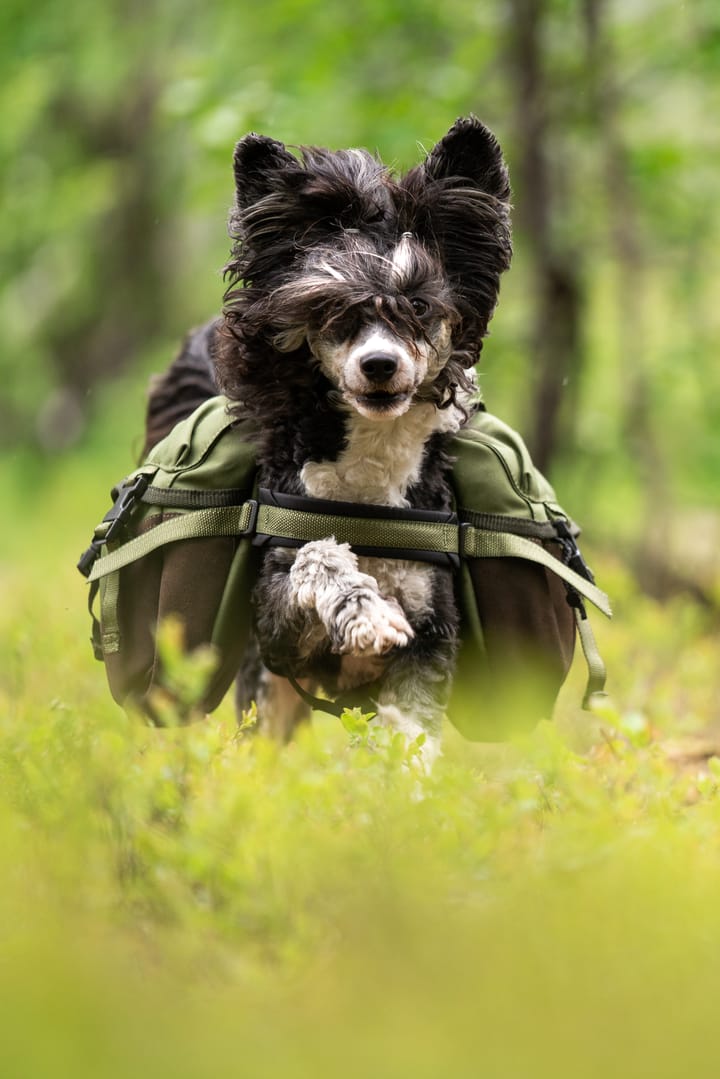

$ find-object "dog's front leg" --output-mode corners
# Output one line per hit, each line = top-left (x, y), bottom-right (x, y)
(288, 539), (414, 657)
(372, 633), (459, 770)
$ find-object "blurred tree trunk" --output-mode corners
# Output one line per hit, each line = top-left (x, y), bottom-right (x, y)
(38, 74), (169, 449)
(583, 0), (650, 461)
(505, 0), (583, 475)
(53, 78), (166, 384)
(582, 0), (681, 597)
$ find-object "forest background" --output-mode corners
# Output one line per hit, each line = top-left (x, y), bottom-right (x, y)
(3, 0), (719, 585)
(1, 1), (719, 1077)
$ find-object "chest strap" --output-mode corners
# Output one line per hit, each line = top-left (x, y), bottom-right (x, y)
(85, 490), (611, 619)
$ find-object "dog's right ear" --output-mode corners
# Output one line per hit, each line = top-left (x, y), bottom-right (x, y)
(233, 134), (300, 208)
(400, 117), (512, 361)
(421, 116), (510, 201)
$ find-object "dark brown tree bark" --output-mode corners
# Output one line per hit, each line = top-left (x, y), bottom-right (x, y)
(37, 76), (169, 449)
(505, 0), (584, 475)
(582, 0), (659, 483)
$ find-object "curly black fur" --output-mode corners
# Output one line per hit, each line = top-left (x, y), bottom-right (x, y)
(142, 319), (220, 457)
(216, 116), (511, 444)
(143, 117), (513, 746)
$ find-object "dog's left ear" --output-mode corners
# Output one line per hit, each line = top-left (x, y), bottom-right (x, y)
(421, 116), (510, 201)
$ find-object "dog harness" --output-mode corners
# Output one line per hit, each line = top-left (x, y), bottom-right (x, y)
(79, 396), (611, 730)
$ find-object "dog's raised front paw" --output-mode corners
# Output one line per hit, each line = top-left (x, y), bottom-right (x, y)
(287, 538), (414, 656)
(333, 590), (414, 656)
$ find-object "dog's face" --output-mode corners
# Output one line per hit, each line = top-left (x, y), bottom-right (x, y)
(271, 232), (459, 421)
(310, 311), (453, 422)
(220, 117), (512, 419)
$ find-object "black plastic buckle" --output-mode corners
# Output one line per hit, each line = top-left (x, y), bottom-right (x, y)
(77, 472), (151, 578)
(77, 541), (102, 579)
(564, 585), (587, 619)
(553, 518), (596, 584)
(242, 499), (259, 537)
(103, 472), (152, 544)
(454, 521), (471, 569)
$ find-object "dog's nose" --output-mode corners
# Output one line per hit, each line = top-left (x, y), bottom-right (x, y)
(360, 353), (398, 383)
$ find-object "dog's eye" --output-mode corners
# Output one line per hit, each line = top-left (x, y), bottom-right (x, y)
(410, 298), (429, 317)
(325, 310), (361, 341)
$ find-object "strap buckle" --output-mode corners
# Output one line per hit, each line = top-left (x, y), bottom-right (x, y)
(77, 472), (152, 578)
(553, 518), (596, 584)
(455, 521), (471, 568)
(242, 499), (259, 537)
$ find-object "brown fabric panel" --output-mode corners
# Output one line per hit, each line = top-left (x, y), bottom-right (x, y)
(103, 550), (163, 706)
(156, 536), (237, 653)
(202, 543), (262, 712)
(449, 541), (576, 740)
(149, 536), (240, 715)
(161, 534), (254, 715)
(103, 535), (239, 717)
(469, 544), (576, 675)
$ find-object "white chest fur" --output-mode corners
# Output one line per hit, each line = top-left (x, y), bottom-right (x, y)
(300, 401), (461, 619)
(300, 401), (460, 508)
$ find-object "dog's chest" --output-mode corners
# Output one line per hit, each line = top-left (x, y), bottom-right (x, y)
(300, 406), (441, 507)
(298, 405), (448, 620)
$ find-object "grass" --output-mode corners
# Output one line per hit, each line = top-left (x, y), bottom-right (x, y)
(1, 416), (719, 1078)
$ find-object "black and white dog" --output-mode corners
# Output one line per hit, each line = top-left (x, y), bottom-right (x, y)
(147, 117), (512, 761)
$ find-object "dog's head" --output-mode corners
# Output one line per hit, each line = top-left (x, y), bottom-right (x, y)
(219, 117), (512, 422)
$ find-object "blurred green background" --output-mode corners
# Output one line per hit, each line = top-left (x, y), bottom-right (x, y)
(1, 3), (720, 1076)
(2, 0), (719, 588)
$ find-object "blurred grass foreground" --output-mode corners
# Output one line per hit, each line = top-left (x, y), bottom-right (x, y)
(2, 0), (720, 1075)
(1, 453), (719, 1077)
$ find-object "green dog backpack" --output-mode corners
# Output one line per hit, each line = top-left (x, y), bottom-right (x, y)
(78, 396), (611, 739)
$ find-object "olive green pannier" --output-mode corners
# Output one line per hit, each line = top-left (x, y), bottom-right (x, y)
(78, 396), (611, 739)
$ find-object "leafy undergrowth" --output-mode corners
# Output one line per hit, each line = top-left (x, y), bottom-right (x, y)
(1, 517), (719, 1077)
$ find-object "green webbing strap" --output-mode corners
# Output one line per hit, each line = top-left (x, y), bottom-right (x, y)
(460, 529), (612, 618)
(458, 509), (563, 540)
(574, 609), (608, 707)
(100, 571), (121, 654)
(256, 507), (611, 616)
(257, 504), (459, 557)
(87, 499), (612, 618)
(87, 503), (257, 583)
(86, 495), (611, 709)
(141, 486), (250, 509)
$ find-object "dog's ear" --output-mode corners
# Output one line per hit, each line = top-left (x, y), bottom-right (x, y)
(233, 133), (300, 208)
(401, 117), (512, 362)
(421, 115), (510, 201)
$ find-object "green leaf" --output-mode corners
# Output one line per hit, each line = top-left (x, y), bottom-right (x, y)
(339, 707), (375, 738)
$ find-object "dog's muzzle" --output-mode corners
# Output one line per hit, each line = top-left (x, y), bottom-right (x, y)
(356, 352), (408, 411)
(360, 353), (398, 383)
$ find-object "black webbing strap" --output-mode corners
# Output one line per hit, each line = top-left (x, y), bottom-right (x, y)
(141, 486), (251, 509)
(285, 674), (382, 720)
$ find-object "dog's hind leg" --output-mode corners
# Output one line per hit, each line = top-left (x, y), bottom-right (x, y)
(255, 669), (312, 741)
(235, 638), (311, 741)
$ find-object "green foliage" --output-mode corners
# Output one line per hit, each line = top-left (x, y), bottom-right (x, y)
(341, 704), (427, 767)
(0, 464), (719, 1077)
(149, 616), (221, 724)
(1, 8), (719, 1069)
(1, 0), (719, 540)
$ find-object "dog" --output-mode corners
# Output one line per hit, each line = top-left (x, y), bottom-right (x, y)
(145, 116), (512, 762)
